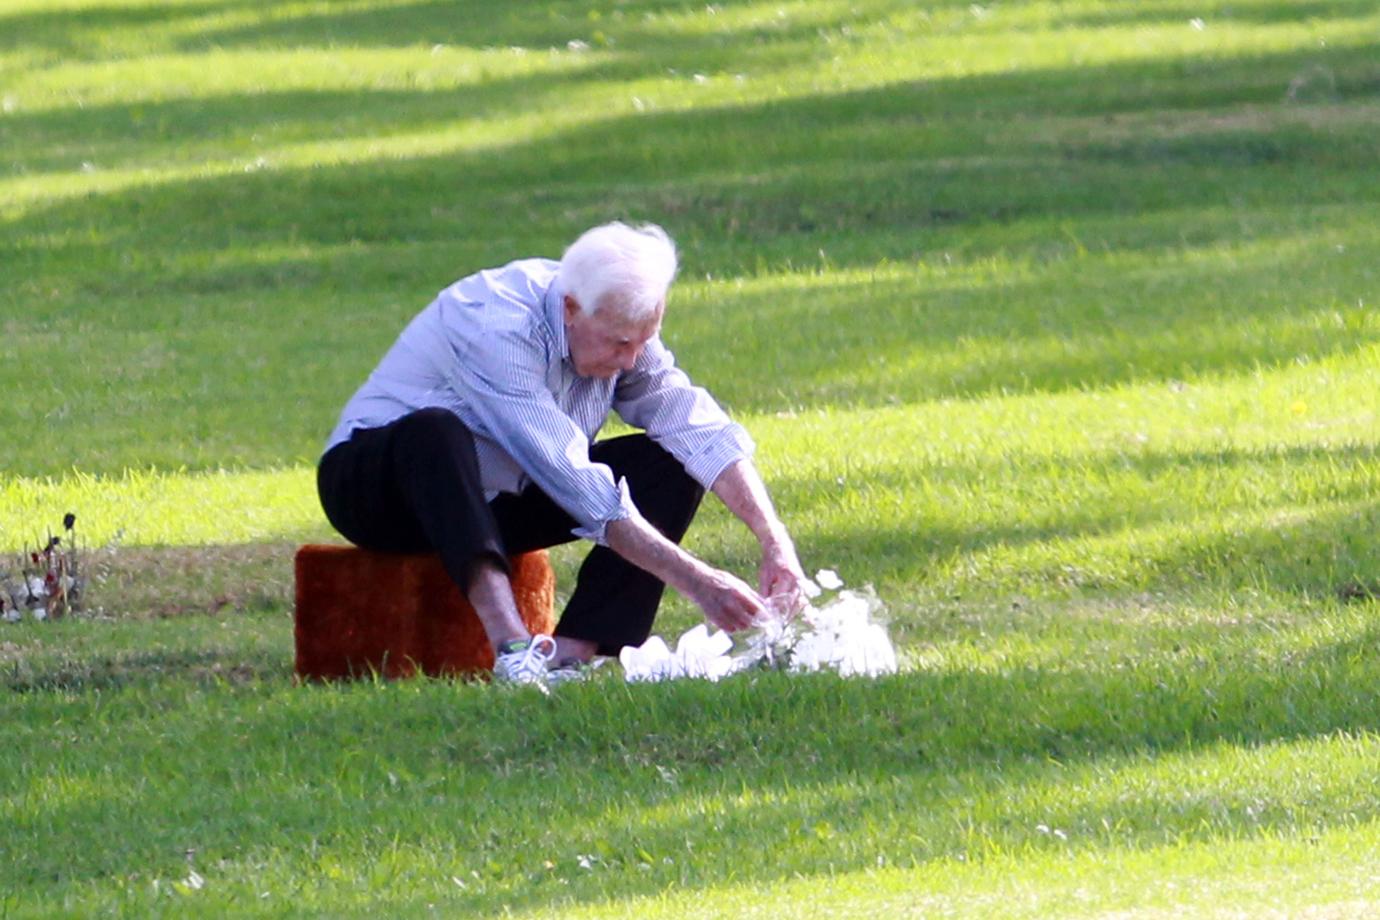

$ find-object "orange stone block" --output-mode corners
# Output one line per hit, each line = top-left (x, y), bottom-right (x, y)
(293, 545), (556, 681)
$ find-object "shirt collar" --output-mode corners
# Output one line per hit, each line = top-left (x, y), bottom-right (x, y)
(544, 276), (570, 361)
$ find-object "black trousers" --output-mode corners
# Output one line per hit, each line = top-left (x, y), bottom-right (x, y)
(317, 407), (705, 655)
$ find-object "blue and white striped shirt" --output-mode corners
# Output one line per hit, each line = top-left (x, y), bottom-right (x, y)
(326, 258), (755, 545)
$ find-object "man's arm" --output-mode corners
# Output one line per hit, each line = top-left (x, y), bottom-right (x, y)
(604, 514), (766, 632)
(611, 339), (806, 621)
(605, 457), (807, 632)
(710, 458), (808, 615)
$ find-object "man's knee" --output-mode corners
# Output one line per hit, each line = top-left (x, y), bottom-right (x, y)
(598, 435), (695, 490)
(386, 409), (486, 485)
(644, 439), (703, 502)
(391, 407), (474, 450)
(598, 432), (672, 469)
(394, 406), (466, 434)
(610, 437), (705, 536)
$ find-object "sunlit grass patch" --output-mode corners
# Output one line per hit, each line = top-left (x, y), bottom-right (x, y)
(512, 822), (1380, 919)
(0, 467), (323, 550)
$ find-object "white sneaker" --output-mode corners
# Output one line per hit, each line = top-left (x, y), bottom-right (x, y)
(493, 635), (557, 689)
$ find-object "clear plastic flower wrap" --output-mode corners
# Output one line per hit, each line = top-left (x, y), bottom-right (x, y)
(618, 569), (899, 682)
(746, 572), (898, 677)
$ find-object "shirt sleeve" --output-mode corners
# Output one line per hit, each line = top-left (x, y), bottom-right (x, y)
(447, 324), (638, 545)
(613, 337), (755, 490)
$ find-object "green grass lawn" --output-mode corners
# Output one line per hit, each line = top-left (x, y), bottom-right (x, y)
(3, 0), (1379, 915)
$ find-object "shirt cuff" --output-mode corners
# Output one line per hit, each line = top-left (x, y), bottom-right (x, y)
(570, 476), (638, 546)
(683, 423), (756, 491)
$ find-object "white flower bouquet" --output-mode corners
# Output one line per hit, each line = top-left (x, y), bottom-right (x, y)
(620, 569), (899, 681)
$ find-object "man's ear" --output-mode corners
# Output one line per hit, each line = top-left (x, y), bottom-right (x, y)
(563, 294), (582, 323)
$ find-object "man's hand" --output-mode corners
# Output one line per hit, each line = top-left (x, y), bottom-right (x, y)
(710, 459), (808, 619)
(687, 565), (767, 633)
(759, 538), (809, 620)
(605, 515), (766, 633)
(606, 456), (806, 635)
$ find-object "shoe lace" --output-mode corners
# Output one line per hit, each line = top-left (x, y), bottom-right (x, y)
(503, 634), (556, 680)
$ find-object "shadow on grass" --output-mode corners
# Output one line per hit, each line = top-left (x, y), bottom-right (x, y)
(6, 31), (1375, 270)
(4, 37), (1379, 473)
(3, 72), (613, 176)
(171, 0), (946, 56)
(0, 0), (934, 81)
(3, 9), (1378, 483)
(7, 36), (1378, 244)
(1, 645), (287, 693)
(7, 621), (1380, 904)
(88, 541), (301, 619)
(0, 0), (242, 56)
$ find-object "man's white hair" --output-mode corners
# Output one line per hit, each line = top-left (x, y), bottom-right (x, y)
(558, 221), (678, 322)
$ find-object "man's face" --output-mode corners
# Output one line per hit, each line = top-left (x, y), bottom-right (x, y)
(563, 295), (662, 379)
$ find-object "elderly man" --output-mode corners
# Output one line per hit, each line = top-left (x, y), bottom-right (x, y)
(318, 222), (806, 686)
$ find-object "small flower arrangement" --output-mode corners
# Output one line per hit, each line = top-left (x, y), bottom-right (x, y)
(747, 570), (899, 677)
(2, 513), (83, 623)
(619, 569), (899, 681)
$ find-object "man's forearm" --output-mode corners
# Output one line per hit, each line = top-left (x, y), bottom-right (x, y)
(606, 507), (767, 632)
(710, 459), (791, 549)
(605, 514), (707, 596)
